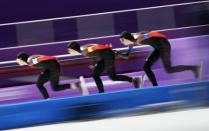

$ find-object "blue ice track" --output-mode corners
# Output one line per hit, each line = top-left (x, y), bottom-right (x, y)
(0, 80), (209, 130)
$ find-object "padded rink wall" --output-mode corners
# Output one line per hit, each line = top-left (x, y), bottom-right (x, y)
(0, 80), (209, 130)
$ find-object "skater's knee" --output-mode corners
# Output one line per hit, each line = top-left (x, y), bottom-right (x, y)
(36, 82), (43, 88)
(143, 64), (151, 72)
(52, 88), (60, 91)
(108, 74), (117, 81)
(51, 85), (60, 91)
(164, 66), (173, 73)
(166, 69), (172, 73)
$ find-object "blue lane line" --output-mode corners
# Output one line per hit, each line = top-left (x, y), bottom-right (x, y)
(0, 80), (209, 130)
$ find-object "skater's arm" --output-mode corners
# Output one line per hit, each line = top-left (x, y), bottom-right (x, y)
(27, 55), (43, 66)
(115, 45), (133, 59)
(133, 31), (150, 36)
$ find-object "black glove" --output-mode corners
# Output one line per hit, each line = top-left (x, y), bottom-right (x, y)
(114, 51), (129, 59)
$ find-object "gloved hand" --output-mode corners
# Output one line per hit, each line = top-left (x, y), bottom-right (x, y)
(88, 64), (97, 69)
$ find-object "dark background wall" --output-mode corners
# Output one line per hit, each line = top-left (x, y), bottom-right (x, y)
(0, 0), (201, 24)
(0, 0), (208, 48)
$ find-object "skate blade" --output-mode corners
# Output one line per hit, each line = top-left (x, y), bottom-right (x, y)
(79, 76), (89, 95)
